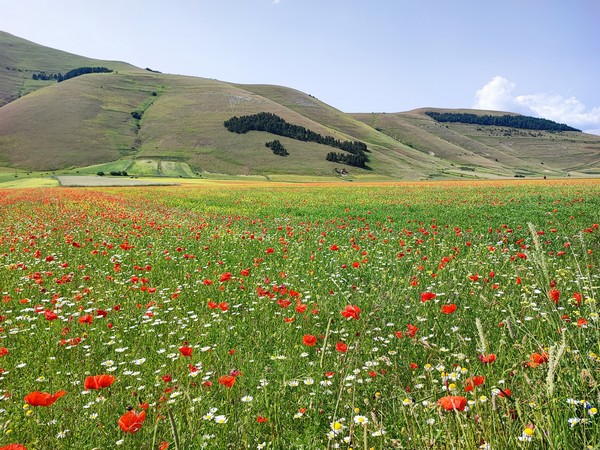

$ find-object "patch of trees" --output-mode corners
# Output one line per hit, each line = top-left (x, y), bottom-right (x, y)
(265, 140), (288, 156)
(31, 67), (112, 83)
(31, 72), (62, 81)
(97, 171), (128, 176)
(326, 152), (367, 168)
(224, 112), (368, 168)
(425, 111), (580, 132)
(61, 67), (112, 82)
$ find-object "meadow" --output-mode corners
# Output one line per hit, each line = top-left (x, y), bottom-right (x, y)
(0, 179), (598, 449)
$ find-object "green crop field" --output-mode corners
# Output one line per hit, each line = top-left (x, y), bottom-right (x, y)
(0, 179), (598, 449)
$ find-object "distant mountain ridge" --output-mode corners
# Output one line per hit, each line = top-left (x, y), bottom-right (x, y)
(1, 30), (599, 180)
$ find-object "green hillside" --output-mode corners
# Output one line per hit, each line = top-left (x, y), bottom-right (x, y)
(1, 30), (599, 181)
(353, 108), (600, 178)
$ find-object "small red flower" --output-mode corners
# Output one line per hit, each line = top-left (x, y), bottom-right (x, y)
(441, 304), (457, 314)
(335, 342), (348, 353)
(256, 415), (269, 423)
(406, 324), (418, 338)
(24, 390), (66, 407)
(179, 344), (193, 358)
(497, 388), (511, 398)
(219, 272), (232, 282)
(44, 310), (59, 321)
(84, 374), (116, 390)
(526, 352), (548, 368)
(118, 409), (146, 433)
(421, 292), (436, 302)
(438, 396), (467, 411)
(162, 374), (172, 383)
(78, 315), (93, 324)
(218, 375), (236, 388)
(302, 334), (317, 347)
(548, 289), (560, 304)
(464, 376), (485, 392)
(0, 347), (8, 357)
(341, 305), (361, 320)
(478, 353), (497, 364)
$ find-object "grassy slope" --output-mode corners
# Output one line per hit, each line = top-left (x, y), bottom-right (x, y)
(236, 84), (447, 178)
(0, 30), (136, 106)
(354, 108), (600, 177)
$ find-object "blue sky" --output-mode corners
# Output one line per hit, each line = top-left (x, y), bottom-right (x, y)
(2, 0), (599, 133)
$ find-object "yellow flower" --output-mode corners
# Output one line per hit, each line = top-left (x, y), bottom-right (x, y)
(524, 427), (534, 436)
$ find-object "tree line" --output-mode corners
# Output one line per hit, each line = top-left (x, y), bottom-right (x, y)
(425, 111), (580, 132)
(31, 67), (112, 83)
(224, 112), (368, 168)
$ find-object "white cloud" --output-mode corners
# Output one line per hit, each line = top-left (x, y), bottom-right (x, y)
(474, 76), (516, 111)
(474, 76), (600, 135)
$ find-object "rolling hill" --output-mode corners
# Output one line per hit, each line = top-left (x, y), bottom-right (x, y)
(1, 30), (599, 181)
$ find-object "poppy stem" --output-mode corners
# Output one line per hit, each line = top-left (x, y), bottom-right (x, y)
(167, 408), (181, 450)
(319, 317), (333, 369)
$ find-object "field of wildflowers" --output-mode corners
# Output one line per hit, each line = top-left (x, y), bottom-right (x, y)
(0, 180), (598, 449)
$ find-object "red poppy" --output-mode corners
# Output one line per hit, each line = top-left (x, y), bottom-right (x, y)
(577, 317), (588, 327)
(162, 374), (172, 383)
(441, 304), (457, 314)
(497, 388), (511, 398)
(256, 416), (269, 423)
(341, 305), (361, 320)
(44, 310), (59, 321)
(406, 324), (418, 337)
(218, 375), (236, 388)
(526, 352), (548, 368)
(478, 353), (497, 364)
(84, 374), (116, 390)
(219, 272), (232, 282)
(0, 347), (8, 357)
(179, 344), (193, 357)
(78, 315), (93, 324)
(0, 445), (27, 450)
(464, 376), (485, 392)
(548, 289), (560, 304)
(118, 409), (146, 433)
(302, 334), (317, 347)
(421, 292), (436, 303)
(573, 292), (582, 306)
(335, 342), (348, 353)
(24, 390), (66, 407)
(330, 244), (339, 251)
(438, 396), (468, 411)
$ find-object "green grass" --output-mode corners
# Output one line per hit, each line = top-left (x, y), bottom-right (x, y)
(0, 179), (598, 449)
